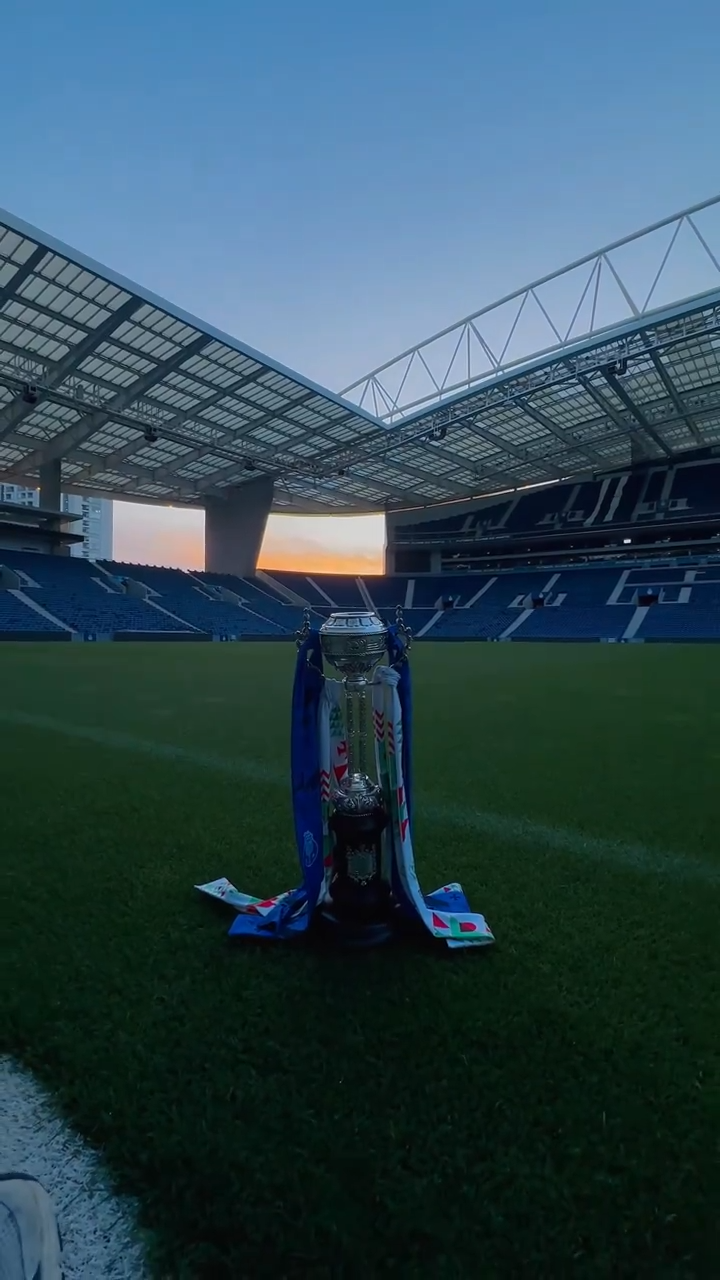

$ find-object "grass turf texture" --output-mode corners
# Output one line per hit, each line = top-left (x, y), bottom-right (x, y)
(1, 642), (718, 1279)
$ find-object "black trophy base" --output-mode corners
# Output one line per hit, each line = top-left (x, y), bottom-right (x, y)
(322, 790), (393, 948)
(316, 903), (395, 949)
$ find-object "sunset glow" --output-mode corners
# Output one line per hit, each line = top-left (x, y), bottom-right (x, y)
(113, 502), (386, 574)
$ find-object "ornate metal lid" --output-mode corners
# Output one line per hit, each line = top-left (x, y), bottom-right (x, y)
(319, 610), (388, 676)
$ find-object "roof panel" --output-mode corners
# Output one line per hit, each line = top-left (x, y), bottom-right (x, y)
(2, 203), (720, 511)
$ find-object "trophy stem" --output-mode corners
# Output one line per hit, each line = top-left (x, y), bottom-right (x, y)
(318, 609), (393, 946)
(344, 680), (357, 778)
(343, 679), (368, 780)
(356, 683), (368, 777)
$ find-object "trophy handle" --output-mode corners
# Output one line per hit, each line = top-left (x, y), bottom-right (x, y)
(395, 605), (412, 652)
(295, 607), (312, 649)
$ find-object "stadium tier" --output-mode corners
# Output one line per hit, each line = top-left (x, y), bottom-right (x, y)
(1, 553), (720, 642)
(389, 455), (720, 575)
(400, 460), (720, 539)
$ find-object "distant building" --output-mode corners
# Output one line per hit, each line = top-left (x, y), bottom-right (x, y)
(0, 484), (113, 559)
(60, 494), (113, 560)
(0, 483), (37, 509)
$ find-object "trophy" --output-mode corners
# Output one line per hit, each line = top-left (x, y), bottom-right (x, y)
(197, 604), (495, 952)
(318, 610), (393, 944)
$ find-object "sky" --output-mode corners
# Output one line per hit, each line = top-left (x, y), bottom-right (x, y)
(3, 0), (720, 571)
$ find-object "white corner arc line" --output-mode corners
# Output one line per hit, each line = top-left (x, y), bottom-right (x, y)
(0, 1057), (149, 1279)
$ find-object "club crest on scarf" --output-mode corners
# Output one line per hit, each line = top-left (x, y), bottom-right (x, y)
(302, 830), (319, 867)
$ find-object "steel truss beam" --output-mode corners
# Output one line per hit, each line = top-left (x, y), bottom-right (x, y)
(190, 451), (424, 506)
(349, 308), (720, 478)
(341, 193), (720, 420)
(0, 245), (47, 306)
(70, 364), (288, 486)
(187, 436), (477, 503)
(0, 369), (416, 508)
(13, 335), (211, 472)
(576, 373), (662, 457)
(600, 367), (673, 456)
(47, 367), (720, 504)
(449, 414), (565, 479)
(0, 298), (140, 442)
(647, 349), (702, 443)
(363, 429), (522, 493)
(3, 299), (720, 508)
(4, 303), (374, 481)
(0, 334), (391, 497)
(515, 396), (605, 467)
(3, 199), (720, 511)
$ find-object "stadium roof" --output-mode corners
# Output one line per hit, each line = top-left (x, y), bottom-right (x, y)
(0, 208), (392, 514)
(2, 196), (720, 514)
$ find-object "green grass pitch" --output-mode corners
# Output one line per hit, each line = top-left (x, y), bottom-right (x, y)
(1, 641), (718, 1278)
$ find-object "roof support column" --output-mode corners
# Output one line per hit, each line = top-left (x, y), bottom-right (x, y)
(204, 475), (274, 578)
(39, 458), (62, 510)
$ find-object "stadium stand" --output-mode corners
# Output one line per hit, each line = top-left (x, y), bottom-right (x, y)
(636, 605), (720, 641)
(513, 606), (635, 642)
(360, 577), (409, 610)
(1, 555), (720, 642)
(410, 574), (487, 607)
(267, 571), (373, 609)
(431, 607), (520, 640)
(553, 569), (625, 604)
(261, 572), (323, 605)
(196, 572), (308, 633)
(0, 550), (191, 637)
(288, 574), (366, 608)
(670, 464), (720, 518)
(101, 562), (289, 637)
(0, 590), (65, 635)
(390, 458), (720, 583)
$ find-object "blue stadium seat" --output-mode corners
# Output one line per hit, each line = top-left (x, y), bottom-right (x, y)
(0, 592), (64, 633)
(102, 561), (285, 637)
(637, 605), (720, 640)
(0, 551), (187, 635)
(2, 552), (720, 645)
(362, 577), (408, 611)
(431, 607), (519, 639)
(516, 606), (635, 641)
(549, 569), (626, 604)
(262, 572), (331, 606)
(196, 572), (306, 633)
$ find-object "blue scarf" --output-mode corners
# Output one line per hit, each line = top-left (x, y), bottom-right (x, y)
(227, 625), (460, 942)
(386, 622), (413, 821)
(228, 632), (325, 940)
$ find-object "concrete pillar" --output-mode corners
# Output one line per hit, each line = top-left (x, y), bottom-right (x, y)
(630, 437), (651, 465)
(39, 458), (68, 555)
(39, 458), (61, 510)
(204, 476), (274, 577)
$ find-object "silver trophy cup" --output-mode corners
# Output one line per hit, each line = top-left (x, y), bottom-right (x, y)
(318, 610), (392, 943)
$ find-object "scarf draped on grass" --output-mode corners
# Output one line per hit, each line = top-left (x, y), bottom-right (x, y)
(196, 624), (494, 949)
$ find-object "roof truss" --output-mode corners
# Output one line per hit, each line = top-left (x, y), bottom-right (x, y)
(2, 202), (720, 512)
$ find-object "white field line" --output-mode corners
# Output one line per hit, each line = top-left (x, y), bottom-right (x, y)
(0, 709), (718, 887)
(0, 1058), (149, 1279)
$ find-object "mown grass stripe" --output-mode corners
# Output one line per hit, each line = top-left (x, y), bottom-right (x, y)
(1, 708), (717, 887)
